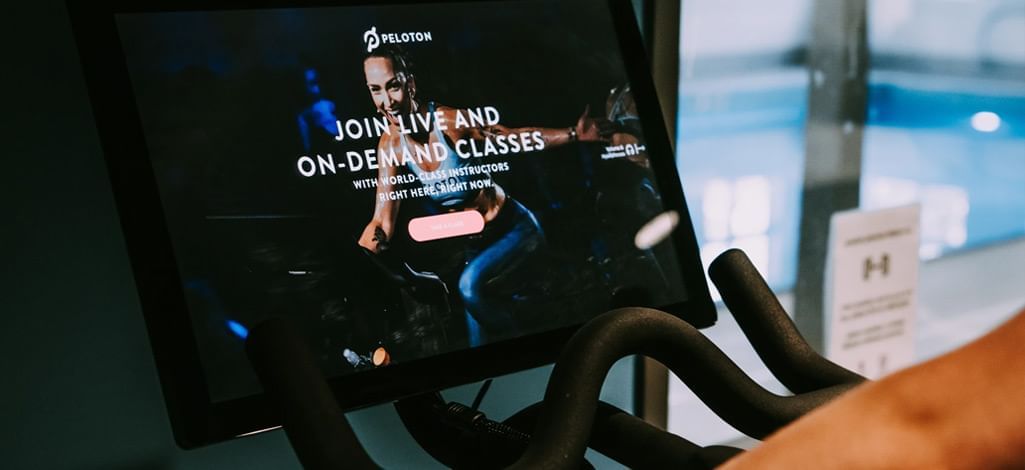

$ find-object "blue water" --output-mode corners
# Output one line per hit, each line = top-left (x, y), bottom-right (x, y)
(676, 71), (1025, 291)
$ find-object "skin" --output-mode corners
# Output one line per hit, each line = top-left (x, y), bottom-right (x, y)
(719, 307), (1025, 469)
(604, 86), (650, 169)
(358, 56), (608, 252)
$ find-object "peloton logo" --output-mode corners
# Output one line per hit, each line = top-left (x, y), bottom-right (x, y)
(363, 26), (433, 53)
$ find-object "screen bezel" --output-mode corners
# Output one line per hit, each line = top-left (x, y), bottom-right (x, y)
(68, 0), (715, 448)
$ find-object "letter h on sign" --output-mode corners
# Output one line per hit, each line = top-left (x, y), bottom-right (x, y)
(863, 253), (890, 280)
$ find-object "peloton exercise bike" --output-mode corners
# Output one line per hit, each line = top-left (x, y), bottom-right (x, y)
(247, 248), (865, 469)
(70, 0), (866, 467)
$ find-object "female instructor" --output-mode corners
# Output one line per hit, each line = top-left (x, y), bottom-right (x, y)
(356, 45), (609, 345)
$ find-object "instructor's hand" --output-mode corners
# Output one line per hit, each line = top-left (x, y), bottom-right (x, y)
(575, 105), (614, 143)
(358, 223), (384, 253)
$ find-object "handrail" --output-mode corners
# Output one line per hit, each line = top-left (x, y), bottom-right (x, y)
(507, 307), (858, 470)
(246, 318), (380, 470)
(245, 249), (863, 469)
(709, 249), (864, 393)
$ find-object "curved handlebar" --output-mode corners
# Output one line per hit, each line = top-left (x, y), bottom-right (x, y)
(246, 249), (863, 469)
(504, 400), (741, 469)
(360, 246), (450, 302)
(709, 249), (865, 392)
(246, 318), (379, 470)
(508, 307), (858, 469)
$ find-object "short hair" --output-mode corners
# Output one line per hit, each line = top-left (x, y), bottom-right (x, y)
(364, 44), (415, 79)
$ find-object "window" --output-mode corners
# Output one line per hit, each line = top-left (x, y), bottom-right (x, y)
(668, 0), (1025, 447)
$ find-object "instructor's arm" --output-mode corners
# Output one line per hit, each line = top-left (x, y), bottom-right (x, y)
(357, 146), (401, 253)
(454, 105), (610, 147)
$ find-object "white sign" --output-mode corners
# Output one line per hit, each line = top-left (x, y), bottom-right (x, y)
(826, 204), (920, 379)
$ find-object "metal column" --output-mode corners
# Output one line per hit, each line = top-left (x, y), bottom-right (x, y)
(634, 0), (681, 431)
(794, 0), (869, 351)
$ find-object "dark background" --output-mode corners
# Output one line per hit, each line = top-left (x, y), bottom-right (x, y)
(0, 0), (639, 468)
(118, 0), (629, 222)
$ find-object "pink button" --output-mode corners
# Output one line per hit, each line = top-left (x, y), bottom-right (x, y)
(408, 211), (485, 242)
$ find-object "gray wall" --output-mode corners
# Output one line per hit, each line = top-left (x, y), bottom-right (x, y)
(0, 1), (635, 468)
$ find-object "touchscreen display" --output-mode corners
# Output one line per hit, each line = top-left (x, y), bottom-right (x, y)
(116, 0), (691, 403)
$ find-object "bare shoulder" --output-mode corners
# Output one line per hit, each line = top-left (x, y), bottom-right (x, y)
(377, 132), (400, 152)
(433, 104), (474, 138)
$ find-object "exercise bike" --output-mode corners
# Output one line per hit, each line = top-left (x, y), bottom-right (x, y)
(246, 248), (865, 469)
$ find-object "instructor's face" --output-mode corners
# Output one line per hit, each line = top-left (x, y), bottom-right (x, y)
(364, 57), (412, 126)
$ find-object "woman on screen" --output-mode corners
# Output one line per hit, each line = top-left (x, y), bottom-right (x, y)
(355, 45), (610, 346)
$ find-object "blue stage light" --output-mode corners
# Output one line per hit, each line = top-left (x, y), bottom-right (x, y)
(227, 319), (249, 340)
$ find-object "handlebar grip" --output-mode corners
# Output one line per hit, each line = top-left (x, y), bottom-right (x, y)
(508, 307), (857, 470)
(246, 317), (379, 470)
(505, 400), (739, 469)
(708, 249), (864, 392)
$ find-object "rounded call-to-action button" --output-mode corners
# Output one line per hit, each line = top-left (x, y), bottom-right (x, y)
(408, 211), (485, 242)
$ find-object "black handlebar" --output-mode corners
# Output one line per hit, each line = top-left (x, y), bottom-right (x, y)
(507, 307), (857, 469)
(709, 248), (864, 392)
(244, 249), (865, 469)
(246, 318), (379, 470)
(503, 400), (742, 469)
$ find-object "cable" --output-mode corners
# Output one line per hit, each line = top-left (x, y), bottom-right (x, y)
(471, 379), (494, 411)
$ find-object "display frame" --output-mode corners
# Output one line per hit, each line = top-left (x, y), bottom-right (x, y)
(67, 0), (716, 448)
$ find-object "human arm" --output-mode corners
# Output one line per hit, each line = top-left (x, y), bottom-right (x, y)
(718, 308), (1025, 469)
(357, 146), (401, 253)
(457, 105), (612, 147)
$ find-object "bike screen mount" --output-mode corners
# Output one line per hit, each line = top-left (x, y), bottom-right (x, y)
(68, 0), (716, 448)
